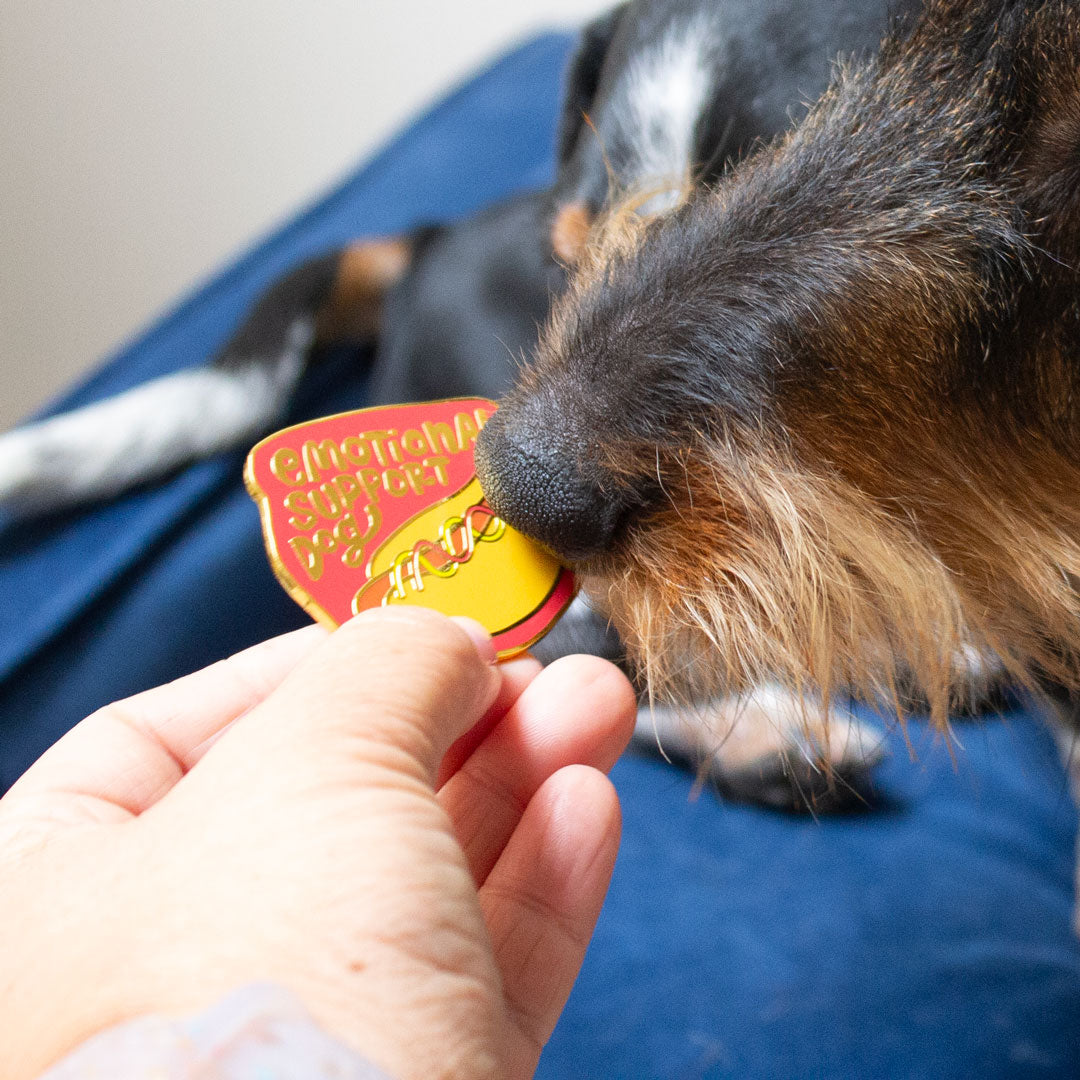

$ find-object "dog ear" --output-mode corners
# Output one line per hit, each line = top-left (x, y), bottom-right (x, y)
(555, 3), (629, 167)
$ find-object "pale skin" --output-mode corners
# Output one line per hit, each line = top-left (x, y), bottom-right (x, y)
(0, 608), (637, 1080)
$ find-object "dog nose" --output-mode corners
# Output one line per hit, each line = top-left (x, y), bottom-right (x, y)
(474, 411), (624, 562)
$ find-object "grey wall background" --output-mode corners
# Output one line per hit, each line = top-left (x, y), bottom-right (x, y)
(0, 1), (608, 430)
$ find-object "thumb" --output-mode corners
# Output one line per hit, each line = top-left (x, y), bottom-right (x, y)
(230, 608), (502, 787)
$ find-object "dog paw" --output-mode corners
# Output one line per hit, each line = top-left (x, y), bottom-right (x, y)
(892, 646), (1010, 718)
(635, 684), (887, 814)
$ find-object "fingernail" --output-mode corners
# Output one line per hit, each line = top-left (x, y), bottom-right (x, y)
(450, 616), (498, 664)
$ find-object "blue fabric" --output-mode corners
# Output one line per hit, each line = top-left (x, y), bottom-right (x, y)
(1, 30), (1078, 1079)
(545, 714), (1080, 1079)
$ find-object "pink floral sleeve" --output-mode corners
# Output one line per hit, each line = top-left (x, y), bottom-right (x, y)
(39, 983), (392, 1079)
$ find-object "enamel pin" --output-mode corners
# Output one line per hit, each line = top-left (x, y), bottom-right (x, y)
(244, 397), (576, 658)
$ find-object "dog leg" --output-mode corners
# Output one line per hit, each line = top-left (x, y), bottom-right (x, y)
(536, 597), (885, 813)
(636, 686), (887, 814)
(0, 239), (409, 518)
(0, 321), (312, 517)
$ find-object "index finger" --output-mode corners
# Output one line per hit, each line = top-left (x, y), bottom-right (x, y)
(4, 625), (327, 818)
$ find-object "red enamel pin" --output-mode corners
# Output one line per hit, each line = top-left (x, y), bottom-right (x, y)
(245, 397), (576, 658)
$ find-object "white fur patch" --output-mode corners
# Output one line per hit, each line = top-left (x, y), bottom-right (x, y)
(618, 17), (716, 211)
(0, 318), (311, 516)
(634, 684), (887, 774)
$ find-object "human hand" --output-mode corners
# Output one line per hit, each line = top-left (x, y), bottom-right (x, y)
(0, 609), (637, 1079)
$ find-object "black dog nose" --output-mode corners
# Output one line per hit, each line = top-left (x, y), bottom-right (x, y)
(474, 410), (624, 562)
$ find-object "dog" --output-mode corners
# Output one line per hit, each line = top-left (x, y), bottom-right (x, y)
(474, 0), (1080, 827)
(0, 0), (924, 809)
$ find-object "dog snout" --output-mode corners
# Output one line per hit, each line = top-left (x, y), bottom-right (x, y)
(474, 408), (627, 562)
